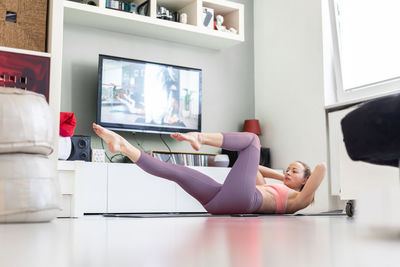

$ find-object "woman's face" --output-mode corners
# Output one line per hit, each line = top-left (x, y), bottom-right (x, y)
(284, 162), (307, 191)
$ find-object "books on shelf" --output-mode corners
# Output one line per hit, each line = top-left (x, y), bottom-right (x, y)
(151, 151), (216, 167)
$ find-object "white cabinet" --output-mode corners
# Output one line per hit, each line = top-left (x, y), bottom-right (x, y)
(175, 166), (229, 212)
(58, 160), (230, 216)
(107, 163), (176, 212)
(327, 107), (399, 200)
(58, 161), (108, 217)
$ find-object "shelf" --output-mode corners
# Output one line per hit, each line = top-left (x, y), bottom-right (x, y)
(0, 46), (51, 58)
(63, 0), (244, 50)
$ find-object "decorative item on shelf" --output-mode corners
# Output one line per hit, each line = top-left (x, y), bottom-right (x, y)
(229, 27), (238, 34)
(58, 136), (72, 160)
(136, 0), (150, 16)
(180, 13), (188, 24)
(157, 6), (177, 21)
(214, 15), (238, 35)
(215, 15), (227, 32)
(106, 0), (137, 13)
(202, 7), (214, 29)
(59, 112), (77, 137)
(58, 112), (77, 160)
(129, 2), (137, 13)
(87, 1), (97, 6)
(243, 119), (262, 135)
(0, 0), (48, 52)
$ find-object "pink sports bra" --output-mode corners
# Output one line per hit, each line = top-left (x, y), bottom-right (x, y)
(263, 184), (292, 214)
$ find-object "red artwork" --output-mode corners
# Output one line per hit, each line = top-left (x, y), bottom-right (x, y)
(0, 51), (50, 103)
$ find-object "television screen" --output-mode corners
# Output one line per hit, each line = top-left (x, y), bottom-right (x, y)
(97, 55), (202, 134)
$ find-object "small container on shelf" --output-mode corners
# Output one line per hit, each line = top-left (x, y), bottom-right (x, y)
(106, 0), (134, 12)
(156, 0), (197, 26)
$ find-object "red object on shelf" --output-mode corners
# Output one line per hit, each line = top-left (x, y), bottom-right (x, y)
(0, 50), (50, 102)
(59, 112), (77, 137)
(243, 119), (262, 135)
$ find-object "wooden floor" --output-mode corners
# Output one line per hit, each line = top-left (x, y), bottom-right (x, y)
(0, 215), (399, 267)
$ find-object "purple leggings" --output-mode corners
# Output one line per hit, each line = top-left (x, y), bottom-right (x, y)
(135, 132), (263, 214)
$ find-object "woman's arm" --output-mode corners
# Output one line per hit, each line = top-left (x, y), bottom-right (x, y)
(295, 162), (326, 208)
(258, 165), (285, 182)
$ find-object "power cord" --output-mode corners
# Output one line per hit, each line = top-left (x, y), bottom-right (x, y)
(101, 138), (124, 163)
(101, 138), (113, 162)
(159, 134), (172, 163)
(132, 132), (146, 151)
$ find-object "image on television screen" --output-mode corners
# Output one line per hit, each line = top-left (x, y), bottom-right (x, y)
(97, 55), (202, 133)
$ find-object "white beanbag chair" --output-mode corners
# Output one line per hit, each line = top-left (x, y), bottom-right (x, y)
(0, 154), (60, 222)
(0, 87), (53, 155)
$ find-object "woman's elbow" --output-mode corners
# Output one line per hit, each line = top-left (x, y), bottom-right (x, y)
(317, 162), (327, 172)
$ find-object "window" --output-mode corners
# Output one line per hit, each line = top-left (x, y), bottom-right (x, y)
(330, 0), (400, 102)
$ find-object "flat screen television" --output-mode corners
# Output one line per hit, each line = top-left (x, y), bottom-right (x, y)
(97, 55), (202, 134)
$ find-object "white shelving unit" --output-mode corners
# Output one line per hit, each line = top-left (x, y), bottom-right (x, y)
(0, 46), (51, 58)
(63, 0), (244, 49)
(0, 0), (245, 216)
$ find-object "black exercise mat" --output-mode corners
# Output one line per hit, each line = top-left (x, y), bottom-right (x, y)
(102, 210), (346, 218)
(294, 210), (346, 216)
(103, 213), (216, 218)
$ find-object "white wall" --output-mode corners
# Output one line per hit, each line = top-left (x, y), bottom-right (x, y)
(254, 0), (340, 212)
(61, 0), (254, 157)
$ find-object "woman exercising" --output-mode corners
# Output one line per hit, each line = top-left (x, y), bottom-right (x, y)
(93, 123), (326, 214)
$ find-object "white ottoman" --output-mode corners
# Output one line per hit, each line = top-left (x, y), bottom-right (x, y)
(0, 88), (60, 222)
(0, 87), (53, 155)
(0, 154), (60, 222)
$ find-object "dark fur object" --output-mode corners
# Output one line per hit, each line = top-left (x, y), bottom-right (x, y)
(341, 93), (400, 167)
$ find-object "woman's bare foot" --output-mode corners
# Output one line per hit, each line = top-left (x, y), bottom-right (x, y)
(170, 132), (203, 151)
(93, 123), (125, 153)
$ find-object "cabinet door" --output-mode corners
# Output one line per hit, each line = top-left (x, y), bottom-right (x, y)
(175, 167), (230, 212)
(328, 108), (398, 200)
(107, 163), (175, 212)
(75, 162), (108, 214)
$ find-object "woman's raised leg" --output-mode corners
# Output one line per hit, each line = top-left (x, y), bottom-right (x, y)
(93, 123), (221, 205)
(204, 132), (263, 214)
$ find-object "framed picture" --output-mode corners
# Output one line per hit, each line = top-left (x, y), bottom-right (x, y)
(0, 51), (50, 103)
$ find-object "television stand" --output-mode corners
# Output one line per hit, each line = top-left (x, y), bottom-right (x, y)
(57, 160), (230, 217)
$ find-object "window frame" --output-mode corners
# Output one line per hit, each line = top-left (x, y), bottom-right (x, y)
(329, 0), (400, 103)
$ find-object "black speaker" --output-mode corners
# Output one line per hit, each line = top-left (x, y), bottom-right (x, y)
(221, 149), (239, 167)
(260, 147), (271, 167)
(68, 136), (91, 162)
